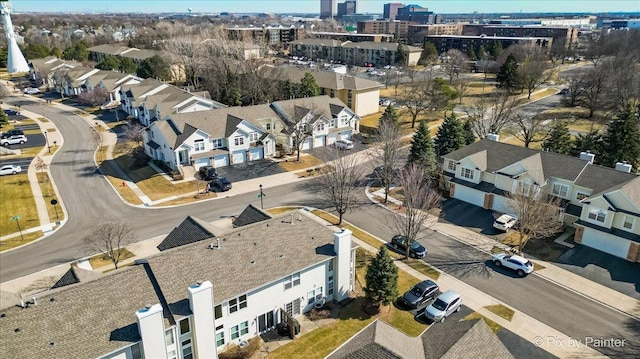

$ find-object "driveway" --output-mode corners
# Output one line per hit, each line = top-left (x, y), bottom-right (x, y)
(2, 132), (45, 150)
(440, 198), (505, 237)
(556, 245), (640, 299)
(214, 158), (286, 183)
(305, 135), (370, 158)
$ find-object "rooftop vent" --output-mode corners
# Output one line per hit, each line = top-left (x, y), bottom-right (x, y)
(14, 328), (20, 333)
(615, 161), (632, 173)
(50, 342), (55, 347)
(250, 260), (255, 265)
(487, 133), (500, 142)
(579, 151), (595, 164)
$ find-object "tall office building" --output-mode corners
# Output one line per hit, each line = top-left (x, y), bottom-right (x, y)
(337, 1), (356, 19)
(321, 0), (336, 18)
(383, 3), (405, 20)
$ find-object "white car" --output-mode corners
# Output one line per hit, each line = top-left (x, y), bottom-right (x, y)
(423, 290), (462, 323)
(23, 87), (41, 94)
(493, 214), (517, 231)
(334, 139), (354, 150)
(0, 164), (22, 175)
(1, 135), (27, 146)
(492, 253), (534, 277)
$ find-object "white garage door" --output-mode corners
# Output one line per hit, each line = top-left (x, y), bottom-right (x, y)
(301, 138), (312, 151)
(314, 135), (325, 148)
(327, 133), (338, 145)
(339, 131), (352, 140)
(453, 184), (485, 208)
(232, 151), (246, 164)
(492, 195), (516, 216)
(249, 147), (263, 161)
(193, 158), (210, 170)
(214, 154), (228, 168)
(581, 229), (630, 259)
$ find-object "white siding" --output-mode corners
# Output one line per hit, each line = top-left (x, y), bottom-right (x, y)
(327, 133), (339, 145)
(492, 195), (515, 216)
(581, 228), (631, 259)
(453, 184), (485, 207)
(301, 138), (312, 150)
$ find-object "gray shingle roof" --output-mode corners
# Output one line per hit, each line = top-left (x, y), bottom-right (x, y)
(0, 209), (354, 359)
(262, 66), (382, 91)
(157, 216), (228, 251)
(50, 265), (103, 289)
(233, 204), (273, 227)
(574, 164), (639, 195)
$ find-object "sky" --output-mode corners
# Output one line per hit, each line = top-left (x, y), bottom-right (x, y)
(8, 0), (640, 14)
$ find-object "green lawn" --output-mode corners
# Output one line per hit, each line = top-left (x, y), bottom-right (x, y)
(0, 230), (44, 252)
(0, 174), (39, 236)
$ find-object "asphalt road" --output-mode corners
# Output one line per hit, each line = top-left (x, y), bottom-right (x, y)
(1, 97), (638, 357)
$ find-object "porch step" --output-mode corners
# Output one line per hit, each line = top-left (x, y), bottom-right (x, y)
(181, 165), (196, 181)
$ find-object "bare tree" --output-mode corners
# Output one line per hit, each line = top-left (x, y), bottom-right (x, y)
(463, 91), (518, 138)
(78, 87), (110, 107)
(505, 186), (565, 252)
(0, 84), (11, 99)
(387, 164), (441, 258)
(442, 49), (468, 84)
(603, 55), (640, 113)
(84, 222), (136, 269)
(163, 33), (207, 88)
(314, 148), (365, 225)
(370, 117), (403, 203)
(508, 110), (549, 148)
(453, 77), (471, 104)
(518, 59), (551, 99)
(285, 103), (324, 162)
(560, 71), (585, 107)
(581, 65), (607, 118)
(400, 71), (451, 128)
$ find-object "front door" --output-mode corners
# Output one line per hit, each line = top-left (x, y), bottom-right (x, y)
(178, 150), (189, 164)
(257, 311), (275, 333)
(285, 298), (301, 317)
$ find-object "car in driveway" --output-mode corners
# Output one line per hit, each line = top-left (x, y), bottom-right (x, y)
(390, 235), (427, 258)
(492, 253), (534, 277)
(0, 164), (22, 175)
(209, 177), (232, 192)
(401, 280), (439, 309)
(3, 109), (20, 116)
(1, 134), (27, 146)
(334, 139), (354, 150)
(198, 166), (218, 180)
(493, 214), (517, 231)
(1, 129), (25, 139)
(423, 290), (462, 323)
(23, 87), (41, 94)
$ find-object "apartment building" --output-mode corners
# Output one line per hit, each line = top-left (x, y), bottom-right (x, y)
(408, 23), (464, 44)
(226, 26), (301, 48)
(425, 35), (553, 55)
(309, 31), (393, 43)
(462, 24), (578, 48)
(289, 39), (422, 67)
(357, 20), (414, 41)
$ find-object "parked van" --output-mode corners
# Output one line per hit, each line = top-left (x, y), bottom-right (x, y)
(334, 139), (354, 150)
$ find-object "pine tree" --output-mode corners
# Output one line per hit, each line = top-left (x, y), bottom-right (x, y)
(467, 46), (477, 61)
(489, 42), (503, 60)
(462, 120), (477, 145)
(395, 41), (407, 66)
(601, 106), (640, 169)
(497, 54), (519, 91)
(379, 104), (400, 129)
(364, 246), (399, 307)
(418, 42), (438, 67)
(477, 45), (487, 60)
(408, 120), (437, 176)
(543, 120), (573, 155)
(571, 130), (603, 160)
(281, 80), (296, 100)
(299, 72), (320, 97)
(0, 111), (8, 128)
(435, 113), (466, 156)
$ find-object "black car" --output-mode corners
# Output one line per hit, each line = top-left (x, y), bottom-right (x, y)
(391, 235), (427, 258)
(198, 166), (218, 180)
(209, 177), (232, 192)
(401, 280), (439, 309)
(1, 129), (24, 139)
(3, 109), (20, 116)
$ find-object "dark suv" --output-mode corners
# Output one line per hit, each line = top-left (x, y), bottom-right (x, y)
(1, 129), (24, 139)
(401, 280), (439, 309)
(198, 166), (217, 180)
(391, 235), (427, 258)
(209, 177), (232, 192)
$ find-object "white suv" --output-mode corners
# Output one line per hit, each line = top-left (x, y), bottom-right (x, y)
(423, 290), (462, 323)
(492, 253), (534, 277)
(493, 214), (517, 231)
(1, 135), (27, 146)
(334, 139), (354, 150)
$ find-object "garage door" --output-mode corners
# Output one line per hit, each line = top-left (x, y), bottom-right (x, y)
(249, 147), (263, 161)
(453, 184), (485, 208)
(327, 134), (338, 145)
(232, 150), (246, 164)
(314, 135), (325, 148)
(301, 138), (312, 151)
(193, 157), (210, 170)
(214, 154), (229, 168)
(339, 131), (352, 140)
(581, 229), (630, 259)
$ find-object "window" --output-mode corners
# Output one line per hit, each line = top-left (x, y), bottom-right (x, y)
(447, 160), (456, 172)
(211, 138), (223, 149)
(328, 258), (334, 272)
(249, 132), (260, 143)
(179, 318), (190, 335)
(229, 294), (247, 313)
(266, 123), (272, 131)
(214, 304), (222, 320)
(588, 208), (606, 223)
(461, 167), (474, 180)
(181, 339), (192, 359)
(330, 119), (337, 128)
(576, 192), (588, 201)
(517, 181), (531, 195)
(552, 183), (569, 198)
(284, 272), (301, 290)
(328, 276), (334, 296)
(307, 287), (323, 305)
(231, 321), (249, 340)
(623, 216), (634, 231)
(234, 136), (244, 146)
(215, 326), (225, 347)
(194, 139), (205, 151)
(317, 122), (325, 131)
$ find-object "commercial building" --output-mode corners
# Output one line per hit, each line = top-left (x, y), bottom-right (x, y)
(396, 4), (439, 24)
(408, 23), (464, 44)
(487, 16), (594, 29)
(321, 0), (336, 18)
(383, 2), (405, 20)
(425, 35), (553, 55)
(599, 19), (640, 30)
(337, 1), (356, 19)
(357, 20), (414, 41)
(340, 13), (380, 24)
(462, 24), (578, 48)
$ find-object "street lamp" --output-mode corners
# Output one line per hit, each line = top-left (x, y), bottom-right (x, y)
(257, 184), (265, 209)
(44, 130), (51, 153)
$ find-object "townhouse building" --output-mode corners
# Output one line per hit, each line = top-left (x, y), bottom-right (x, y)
(443, 139), (640, 262)
(0, 209), (358, 359)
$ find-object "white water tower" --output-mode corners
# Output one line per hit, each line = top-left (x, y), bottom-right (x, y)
(1, 0), (30, 73)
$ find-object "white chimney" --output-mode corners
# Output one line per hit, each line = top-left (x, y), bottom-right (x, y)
(188, 281), (217, 358)
(333, 229), (353, 302)
(487, 133), (500, 142)
(615, 161), (632, 173)
(579, 151), (595, 164)
(136, 304), (168, 359)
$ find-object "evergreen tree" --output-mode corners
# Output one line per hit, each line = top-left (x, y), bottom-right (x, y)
(395, 41), (407, 66)
(496, 54), (520, 91)
(543, 120), (573, 155)
(418, 42), (438, 67)
(281, 79), (296, 100)
(477, 45), (487, 60)
(96, 56), (121, 71)
(62, 42), (88, 61)
(462, 120), (477, 145)
(136, 55), (170, 80)
(223, 71), (242, 106)
(50, 47), (63, 58)
(435, 113), (466, 156)
(379, 104), (400, 129)
(299, 72), (320, 97)
(601, 106), (640, 169)
(118, 57), (137, 74)
(489, 42), (503, 60)
(408, 120), (437, 176)
(364, 246), (399, 307)
(0, 111), (8, 128)
(467, 46), (477, 61)
(570, 130), (603, 159)
(0, 47), (8, 68)
(23, 43), (50, 60)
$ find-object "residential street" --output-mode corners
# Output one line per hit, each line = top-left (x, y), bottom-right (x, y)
(1, 97), (638, 357)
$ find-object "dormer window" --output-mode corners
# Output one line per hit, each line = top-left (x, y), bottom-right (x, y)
(249, 132), (260, 143)
(461, 167), (474, 180)
(194, 139), (205, 151)
(317, 123), (325, 131)
(552, 183), (569, 198)
(588, 208), (606, 223)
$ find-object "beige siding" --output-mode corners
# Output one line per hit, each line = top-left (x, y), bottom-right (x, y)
(352, 89), (380, 116)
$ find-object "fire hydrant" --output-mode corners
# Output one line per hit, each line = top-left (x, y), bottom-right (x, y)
(122, 181), (126, 187)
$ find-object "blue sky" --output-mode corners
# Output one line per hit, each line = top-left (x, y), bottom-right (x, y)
(10, 0), (640, 14)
